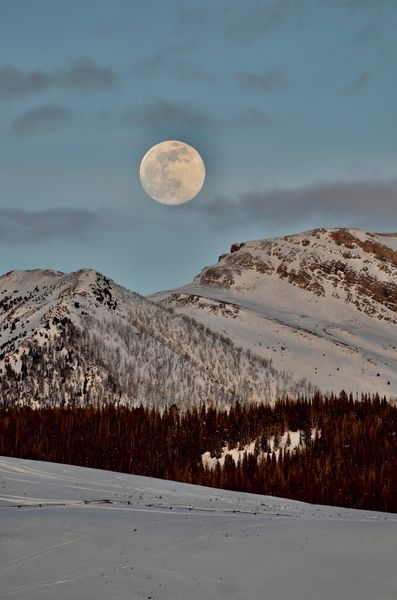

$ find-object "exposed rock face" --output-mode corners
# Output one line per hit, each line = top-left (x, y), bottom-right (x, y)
(165, 293), (240, 319)
(230, 242), (246, 253)
(151, 228), (397, 398)
(196, 228), (397, 323)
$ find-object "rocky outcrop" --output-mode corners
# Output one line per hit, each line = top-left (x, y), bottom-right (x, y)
(195, 228), (397, 323)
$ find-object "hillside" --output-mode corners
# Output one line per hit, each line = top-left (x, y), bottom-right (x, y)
(0, 269), (311, 408)
(152, 228), (397, 398)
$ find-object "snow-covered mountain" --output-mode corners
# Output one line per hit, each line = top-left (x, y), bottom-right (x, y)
(3, 227), (396, 406)
(151, 228), (397, 398)
(1, 456), (396, 600)
(0, 269), (311, 408)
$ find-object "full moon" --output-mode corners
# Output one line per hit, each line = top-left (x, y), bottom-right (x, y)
(139, 140), (205, 205)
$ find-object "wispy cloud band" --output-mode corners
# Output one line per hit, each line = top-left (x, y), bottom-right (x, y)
(194, 179), (397, 231)
(0, 208), (103, 243)
(0, 57), (116, 97)
(11, 105), (70, 135)
(123, 98), (208, 128)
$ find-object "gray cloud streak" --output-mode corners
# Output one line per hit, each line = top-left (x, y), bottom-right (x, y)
(193, 179), (397, 231)
(239, 69), (288, 92)
(123, 98), (208, 127)
(176, 0), (294, 41)
(0, 208), (103, 243)
(11, 105), (70, 135)
(345, 72), (372, 94)
(238, 108), (275, 126)
(132, 39), (213, 82)
(226, 0), (293, 40)
(0, 57), (116, 97)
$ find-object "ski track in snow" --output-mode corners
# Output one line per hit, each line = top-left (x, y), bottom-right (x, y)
(1, 457), (397, 600)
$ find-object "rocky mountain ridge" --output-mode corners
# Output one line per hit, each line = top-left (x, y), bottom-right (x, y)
(151, 228), (397, 398)
(2, 227), (396, 407)
(196, 228), (397, 321)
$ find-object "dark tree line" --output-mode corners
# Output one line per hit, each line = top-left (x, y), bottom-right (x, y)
(1, 392), (397, 512)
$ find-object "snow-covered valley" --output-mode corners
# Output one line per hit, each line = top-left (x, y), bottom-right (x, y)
(1, 456), (396, 600)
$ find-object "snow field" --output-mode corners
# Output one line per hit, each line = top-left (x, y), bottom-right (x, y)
(1, 457), (397, 600)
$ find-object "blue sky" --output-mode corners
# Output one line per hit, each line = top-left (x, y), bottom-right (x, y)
(0, 0), (396, 293)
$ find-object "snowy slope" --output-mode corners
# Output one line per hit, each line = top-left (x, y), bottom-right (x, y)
(152, 228), (397, 398)
(0, 269), (312, 408)
(1, 456), (396, 600)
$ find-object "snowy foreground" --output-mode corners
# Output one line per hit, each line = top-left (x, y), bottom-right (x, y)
(1, 457), (396, 600)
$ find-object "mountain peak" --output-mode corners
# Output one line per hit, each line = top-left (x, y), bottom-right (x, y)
(193, 227), (397, 323)
(153, 227), (397, 398)
(0, 266), (310, 408)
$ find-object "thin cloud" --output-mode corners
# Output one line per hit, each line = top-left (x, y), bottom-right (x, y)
(63, 57), (115, 91)
(171, 62), (214, 81)
(239, 69), (288, 92)
(11, 105), (70, 135)
(134, 56), (213, 81)
(132, 40), (213, 82)
(342, 0), (396, 47)
(226, 0), (293, 40)
(238, 108), (275, 126)
(0, 208), (103, 243)
(176, 0), (293, 41)
(177, 4), (214, 31)
(0, 57), (116, 97)
(193, 179), (397, 231)
(0, 67), (49, 96)
(343, 0), (394, 10)
(345, 72), (372, 94)
(123, 98), (208, 127)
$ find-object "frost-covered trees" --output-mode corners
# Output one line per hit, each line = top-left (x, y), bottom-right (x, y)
(0, 292), (314, 409)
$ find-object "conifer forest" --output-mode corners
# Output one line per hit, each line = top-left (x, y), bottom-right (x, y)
(1, 392), (396, 513)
